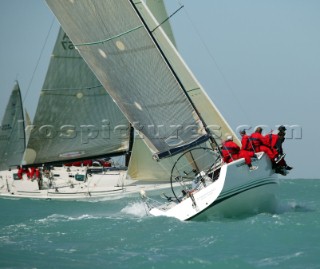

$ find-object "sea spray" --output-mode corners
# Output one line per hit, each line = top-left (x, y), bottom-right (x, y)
(121, 201), (149, 218)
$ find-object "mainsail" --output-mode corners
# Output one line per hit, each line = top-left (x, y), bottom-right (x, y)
(136, 1), (239, 146)
(127, 0), (233, 181)
(45, 0), (221, 160)
(128, 0), (178, 180)
(23, 28), (130, 166)
(0, 82), (25, 170)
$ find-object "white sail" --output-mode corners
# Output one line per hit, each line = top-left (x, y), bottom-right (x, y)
(23, 28), (130, 166)
(45, 0), (209, 159)
(0, 82), (25, 170)
(128, 135), (173, 180)
(128, 0), (178, 180)
(135, 2), (239, 145)
(126, 1), (239, 180)
(24, 109), (32, 145)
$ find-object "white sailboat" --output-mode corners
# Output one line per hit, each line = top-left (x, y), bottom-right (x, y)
(43, 0), (280, 219)
(0, 25), (173, 200)
(0, 29), (129, 199)
(0, 82), (27, 194)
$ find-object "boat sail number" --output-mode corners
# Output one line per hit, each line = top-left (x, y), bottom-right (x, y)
(1, 124), (12, 131)
(61, 33), (74, 50)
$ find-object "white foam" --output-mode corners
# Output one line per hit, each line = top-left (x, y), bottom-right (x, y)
(256, 252), (304, 266)
(121, 201), (149, 218)
(36, 213), (100, 224)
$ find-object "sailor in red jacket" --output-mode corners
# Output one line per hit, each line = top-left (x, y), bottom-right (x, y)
(250, 127), (277, 161)
(240, 129), (254, 152)
(221, 135), (240, 164)
(264, 132), (278, 150)
(29, 167), (36, 179)
(239, 129), (258, 171)
(17, 166), (31, 179)
(264, 131), (280, 160)
(17, 166), (23, 179)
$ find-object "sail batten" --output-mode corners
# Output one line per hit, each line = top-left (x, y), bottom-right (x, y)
(74, 25), (144, 47)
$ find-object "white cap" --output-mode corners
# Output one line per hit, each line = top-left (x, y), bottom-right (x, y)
(226, 135), (233, 141)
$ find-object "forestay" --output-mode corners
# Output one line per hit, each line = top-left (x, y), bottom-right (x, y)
(45, 0), (209, 159)
(0, 82), (26, 170)
(23, 28), (130, 166)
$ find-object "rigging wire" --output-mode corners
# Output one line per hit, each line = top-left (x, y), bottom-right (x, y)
(151, 4), (184, 33)
(23, 16), (56, 105)
(175, 0), (252, 124)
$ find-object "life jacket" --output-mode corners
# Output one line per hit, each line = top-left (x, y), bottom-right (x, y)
(222, 141), (240, 159)
(264, 133), (278, 149)
(17, 168), (23, 179)
(35, 168), (40, 178)
(28, 167), (40, 179)
(249, 132), (265, 150)
(102, 161), (111, 167)
(24, 168), (31, 179)
(29, 167), (36, 179)
(82, 160), (93, 166)
(241, 135), (253, 151)
(18, 167), (31, 179)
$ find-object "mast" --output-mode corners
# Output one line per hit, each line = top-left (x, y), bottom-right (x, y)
(125, 125), (134, 167)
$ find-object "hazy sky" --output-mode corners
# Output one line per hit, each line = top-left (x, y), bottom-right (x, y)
(1, 0), (319, 178)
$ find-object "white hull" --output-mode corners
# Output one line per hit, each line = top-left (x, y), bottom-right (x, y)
(0, 166), (171, 200)
(149, 165), (226, 221)
(145, 153), (279, 221)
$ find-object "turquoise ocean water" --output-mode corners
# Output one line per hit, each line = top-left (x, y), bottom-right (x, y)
(0, 178), (319, 269)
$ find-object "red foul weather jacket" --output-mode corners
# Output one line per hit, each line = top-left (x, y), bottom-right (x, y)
(222, 141), (240, 163)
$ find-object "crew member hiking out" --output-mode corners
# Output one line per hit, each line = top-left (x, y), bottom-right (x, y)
(250, 127), (277, 162)
(239, 129), (258, 171)
(222, 135), (257, 171)
(272, 125), (293, 174)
